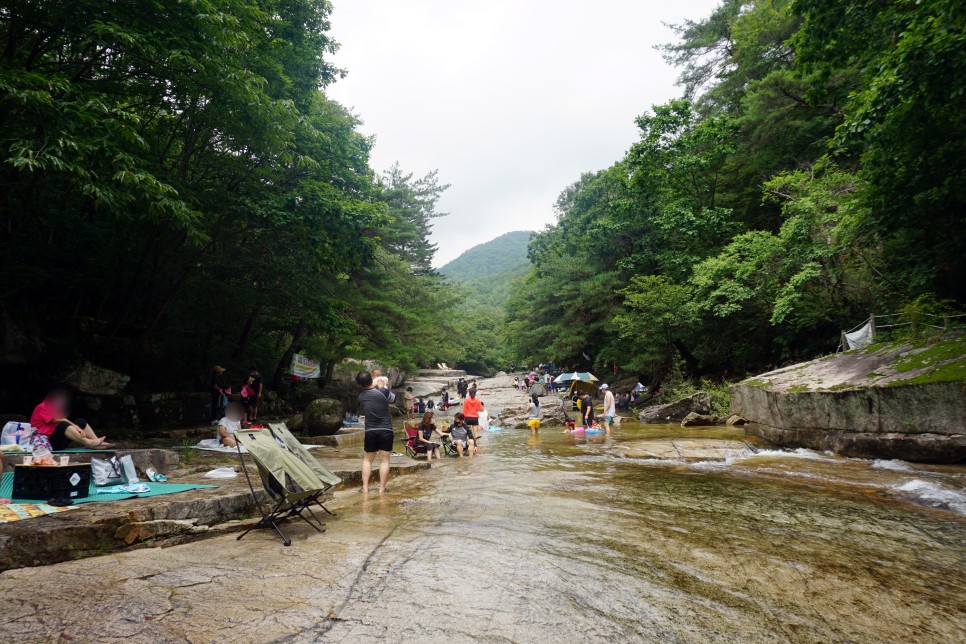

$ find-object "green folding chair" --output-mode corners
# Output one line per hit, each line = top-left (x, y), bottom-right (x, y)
(268, 423), (341, 503)
(234, 426), (340, 546)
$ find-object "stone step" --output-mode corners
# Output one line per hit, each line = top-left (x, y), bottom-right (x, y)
(0, 458), (431, 571)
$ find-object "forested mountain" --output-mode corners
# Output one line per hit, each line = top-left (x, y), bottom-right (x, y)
(439, 231), (532, 283)
(439, 231), (532, 374)
(0, 0), (465, 399)
(506, 0), (965, 389)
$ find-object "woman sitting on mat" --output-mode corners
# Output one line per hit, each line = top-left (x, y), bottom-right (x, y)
(30, 387), (112, 451)
(416, 411), (443, 461)
(217, 402), (245, 448)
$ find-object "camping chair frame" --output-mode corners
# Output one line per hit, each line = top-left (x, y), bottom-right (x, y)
(441, 436), (460, 457)
(404, 426), (432, 458)
(234, 426), (339, 546)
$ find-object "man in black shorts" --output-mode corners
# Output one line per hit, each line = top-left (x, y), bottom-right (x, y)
(357, 370), (396, 494)
(580, 391), (595, 429)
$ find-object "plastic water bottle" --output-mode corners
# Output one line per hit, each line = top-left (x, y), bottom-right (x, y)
(14, 423), (22, 448)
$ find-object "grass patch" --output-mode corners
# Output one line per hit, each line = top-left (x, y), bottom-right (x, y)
(823, 382), (855, 391)
(886, 334), (966, 386)
(742, 379), (771, 388)
(786, 385), (811, 392)
(893, 335), (966, 372)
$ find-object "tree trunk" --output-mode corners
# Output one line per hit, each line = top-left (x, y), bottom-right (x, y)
(232, 303), (261, 360)
(672, 339), (700, 377)
(272, 319), (308, 389)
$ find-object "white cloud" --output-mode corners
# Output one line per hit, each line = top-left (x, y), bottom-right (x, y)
(326, 0), (721, 265)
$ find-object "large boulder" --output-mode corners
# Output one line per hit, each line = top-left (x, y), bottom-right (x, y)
(302, 398), (345, 436)
(639, 392), (711, 424)
(64, 361), (130, 395)
(498, 399), (571, 429)
(286, 414), (304, 432)
(681, 412), (718, 427)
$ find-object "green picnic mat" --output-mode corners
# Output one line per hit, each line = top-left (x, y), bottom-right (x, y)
(0, 473), (215, 505)
(52, 447), (117, 453)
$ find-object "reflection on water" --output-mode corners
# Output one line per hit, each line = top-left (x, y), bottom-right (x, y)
(337, 421), (966, 641)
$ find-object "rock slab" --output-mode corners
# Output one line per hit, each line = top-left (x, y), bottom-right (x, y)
(732, 382), (966, 463)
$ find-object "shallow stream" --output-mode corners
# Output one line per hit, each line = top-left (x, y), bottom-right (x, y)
(2, 422), (963, 642)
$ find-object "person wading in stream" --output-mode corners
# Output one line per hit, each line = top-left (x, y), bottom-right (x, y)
(356, 370), (396, 494)
(526, 395), (541, 435)
(462, 387), (483, 454)
(600, 383), (615, 435)
(579, 391), (595, 429)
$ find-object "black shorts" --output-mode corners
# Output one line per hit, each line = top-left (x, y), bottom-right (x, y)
(364, 430), (394, 453)
(465, 417), (479, 426)
(249, 395), (259, 407)
(51, 418), (88, 451)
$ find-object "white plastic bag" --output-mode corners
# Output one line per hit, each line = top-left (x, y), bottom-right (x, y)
(1, 422), (34, 447)
(119, 454), (139, 483)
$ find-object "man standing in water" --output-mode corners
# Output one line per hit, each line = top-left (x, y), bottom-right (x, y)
(600, 383), (615, 435)
(579, 391), (595, 429)
(356, 370), (395, 494)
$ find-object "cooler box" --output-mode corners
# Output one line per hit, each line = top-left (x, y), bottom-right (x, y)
(12, 464), (91, 500)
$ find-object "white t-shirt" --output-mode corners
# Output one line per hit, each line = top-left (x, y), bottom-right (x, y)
(478, 410), (490, 430)
(603, 391), (616, 417)
(218, 417), (241, 442)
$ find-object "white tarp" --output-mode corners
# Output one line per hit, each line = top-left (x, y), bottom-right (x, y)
(844, 320), (874, 350)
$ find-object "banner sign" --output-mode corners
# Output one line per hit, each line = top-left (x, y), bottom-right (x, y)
(289, 353), (321, 379)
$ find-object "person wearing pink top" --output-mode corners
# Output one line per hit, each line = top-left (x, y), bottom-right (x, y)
(30, 388), (112, 451)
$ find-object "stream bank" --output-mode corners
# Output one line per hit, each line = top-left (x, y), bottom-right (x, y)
(732, 335), (966, 463)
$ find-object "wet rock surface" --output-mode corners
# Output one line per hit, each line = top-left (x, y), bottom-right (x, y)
(2, 423), (963, 642)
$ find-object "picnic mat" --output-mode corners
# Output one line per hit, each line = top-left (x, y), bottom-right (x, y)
(0, 473), (216, 506)
(0, 503), (77, 524)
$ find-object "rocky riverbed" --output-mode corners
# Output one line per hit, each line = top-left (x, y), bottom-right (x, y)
(2, 420), (963, 642)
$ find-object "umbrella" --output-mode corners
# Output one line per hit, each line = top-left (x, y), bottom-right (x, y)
(553, 372), (598, 384)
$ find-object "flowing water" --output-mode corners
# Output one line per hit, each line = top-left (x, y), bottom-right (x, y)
(2, 423), (964, 642)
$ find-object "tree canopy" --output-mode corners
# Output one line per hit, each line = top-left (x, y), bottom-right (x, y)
(0, 0), (461, 391)
(506, 0), (965, 386)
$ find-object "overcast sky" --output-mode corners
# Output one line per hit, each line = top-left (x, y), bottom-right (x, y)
(326, 0), (721, 266)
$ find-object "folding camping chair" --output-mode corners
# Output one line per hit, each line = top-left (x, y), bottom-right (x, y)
(404, 424), (430, 458)
(234, 426), (340, 546)
(268, 423), (340, 513)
